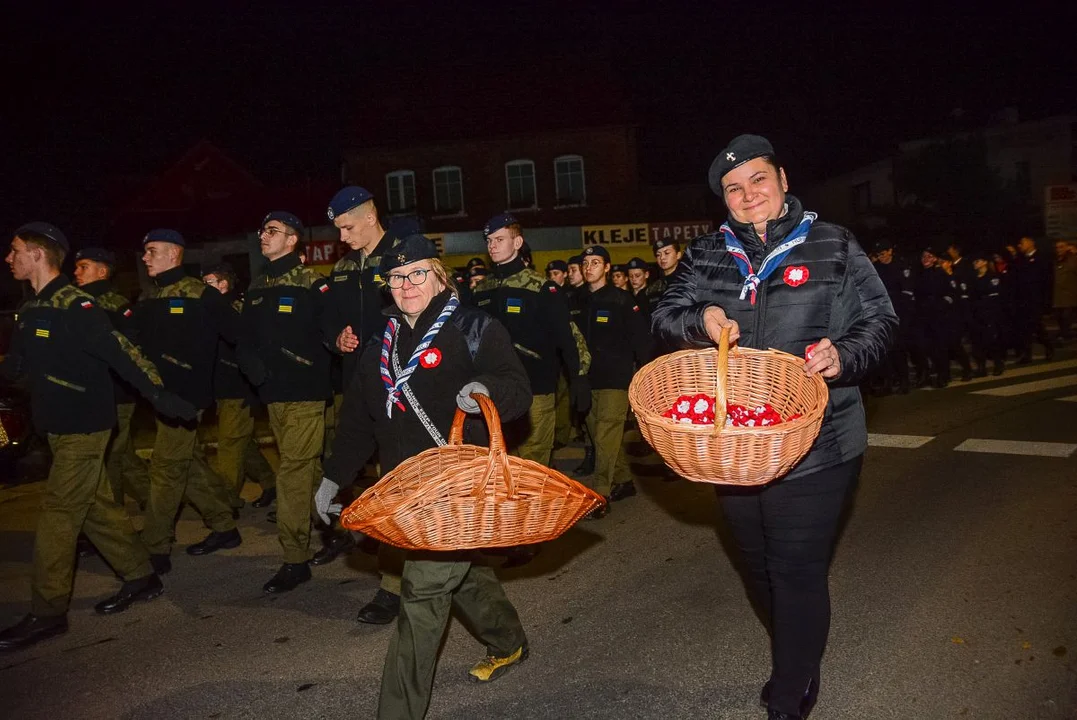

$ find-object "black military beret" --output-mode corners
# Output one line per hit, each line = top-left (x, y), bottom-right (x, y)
(708, 134), (776, 194)
(582, 246), (610, 262)
(75, 246), (116, 266)
(327, 186), (374, 220)
(379, 234), (440, 275)
(626, 257), (649, 270)
(652, 238), (679, 253)
(144, 228), (185, 247)
(484, 212), (518, 236)
(567, 254), (584, 266)
(470, 266), (489, 279)
(16, 221), (69, 252)
(202, 261), (236, 277)
(873, 239), (894, 252)
(611, 264), (627, 274)
(545, 259), (568, 273)
(466, 257), (487, 269)
(262, 211), (304, 233)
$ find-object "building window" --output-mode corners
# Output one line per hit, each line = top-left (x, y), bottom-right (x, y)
(554, 155), (586, 207)
(505, 160), (537, 210)
(385, 170), (416, 213)
(851, 181), (872, 213)
(432, 166), (464, 215)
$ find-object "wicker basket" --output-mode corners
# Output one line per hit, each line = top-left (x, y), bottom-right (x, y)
(628, 328), (828, 486)
(340, 394), (606, 550)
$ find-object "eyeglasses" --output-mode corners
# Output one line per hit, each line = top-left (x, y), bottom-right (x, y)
(259, 226), (293, 239)
(385, 268), (431, 288)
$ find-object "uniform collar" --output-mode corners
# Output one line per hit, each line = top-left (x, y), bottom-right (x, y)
(80, 279), (112, 297)
(493, 255), (525, 279)
(267, 252), (301, 277)
(153, 265), (187, 287)
(36, 273), (70, 300)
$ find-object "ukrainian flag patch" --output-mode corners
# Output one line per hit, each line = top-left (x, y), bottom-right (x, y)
(278, 297), (295, 314)
(506, 298), (523, 314)
(596, 310), (610, 323)
(168, 298), (184, 314)
(35, 321), (51, 338)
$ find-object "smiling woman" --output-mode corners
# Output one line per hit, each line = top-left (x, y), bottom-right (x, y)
(652, 134), (898, 719)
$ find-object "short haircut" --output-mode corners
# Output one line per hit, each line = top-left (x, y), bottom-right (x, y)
(504, 223), (523, 239)
(347, 198), (378, 222)
(17, 231), (66, 269)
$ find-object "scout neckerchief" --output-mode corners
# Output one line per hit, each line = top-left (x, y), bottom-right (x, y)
(380, 295), (460, 418)
(720, 211), (817, 304)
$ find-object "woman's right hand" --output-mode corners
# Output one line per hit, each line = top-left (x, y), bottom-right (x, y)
(703, 306), (741, 345)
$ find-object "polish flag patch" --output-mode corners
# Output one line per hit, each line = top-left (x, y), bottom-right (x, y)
(783, 266), (809, 287)
(123, 308), (133, 317)
(419, 348), (442, 369)
(80, 300), (94, 309)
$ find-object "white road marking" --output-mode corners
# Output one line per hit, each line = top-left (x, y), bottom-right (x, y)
(1058, 395), (1077, 403)
(954, 439), (1077, 458)
(971, 374), (1077, 397)
(867, 433), (935, 448)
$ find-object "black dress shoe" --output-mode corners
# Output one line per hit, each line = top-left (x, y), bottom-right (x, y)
(251, 487), (277, 508)
(263, 562), (312, 594)
(992, 363), (1005, 376)
(266, 510), (277, 524)
(584, 502), (609, 521)
(609, 482), (637, 502)
(186, 528), (242, 556)
(0, 613), (68, 651)
(310, 531), (356, 566)
(149, 553), (172, 576)
(94, 574), (164, 615)
(761, 677), (818, 719)
(76, 534), (97, 558)
(356, 588), (400, 624)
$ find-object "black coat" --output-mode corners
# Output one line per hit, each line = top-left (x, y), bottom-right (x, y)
(575, 283), (652, 391)
(323, 289), (531, 484)
(651, 195), (896, 481)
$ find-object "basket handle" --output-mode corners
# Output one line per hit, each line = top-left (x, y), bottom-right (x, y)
(447, 393), (518, 499)
(714, 326), (730, 435)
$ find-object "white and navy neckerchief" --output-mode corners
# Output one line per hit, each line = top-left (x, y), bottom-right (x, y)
(721, 211), (817, 304)
(379, 295), (459, 418)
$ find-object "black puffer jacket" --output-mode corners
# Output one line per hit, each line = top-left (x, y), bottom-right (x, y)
(651, 195), (897, 480)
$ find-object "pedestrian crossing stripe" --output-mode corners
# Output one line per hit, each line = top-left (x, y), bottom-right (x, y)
(506, 298), (523, 314)
(278, 297), (295, 313)
(168, 299), (184, 314)
(596, 310), (610, 323)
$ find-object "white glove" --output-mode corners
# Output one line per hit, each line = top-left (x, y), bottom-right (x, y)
(314, 477), (342, 525)
(456, 382), (490, 414)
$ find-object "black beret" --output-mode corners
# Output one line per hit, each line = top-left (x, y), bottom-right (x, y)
(611, 264), (627, 274)
(921, 246), (938, 256)
(470, 266), (489, 279)
(708, 134), (776, 194)
(567, 255), (584, 266)
(872, 239), (894, 252)
(652, 238), (679, 253)
(144, 228), (185, 247)
(262, 211), (304, 233)
(466, 257), (487, 269)
(16, 221), (69, 252)
(582, 246), (610, 262)
(545, 260), (568, 273)
(378, 234), (440, 275)
(484, 212), (518, 236)
(626, 257), (649, 270)
(327, 186), (373, 220)
(202, 261), (236, 277)
(74, 247), (116, 266)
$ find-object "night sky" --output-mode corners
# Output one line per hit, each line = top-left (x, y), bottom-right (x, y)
(4, 3), (1072, 243)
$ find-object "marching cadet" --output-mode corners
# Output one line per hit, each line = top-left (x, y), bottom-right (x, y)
(545, 259), (567, 286)
(610, 264), (629, 291)
(0, 223), (195, 651)
(647, 238), (682, 300)
(133, 229), (244, 575)
(473, 213), (589, 466)
(915, 246), (968, 388)
(626, 256), (652, 317)
(970, 255), (1006, 376)
(566, 255), (585, 294)
(939, 256), (974, 382)
(1013, 236), (1055, 363)
(323, 186), (406, 622)
(574, 245), (652, 512)
(73, 247), (150, 506)
(238, 212), (336, 592)
(871, 240), (923, 393)
(201, 263), (276, 513)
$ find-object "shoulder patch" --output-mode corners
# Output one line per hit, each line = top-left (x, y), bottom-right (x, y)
(80, 299), (95, 309)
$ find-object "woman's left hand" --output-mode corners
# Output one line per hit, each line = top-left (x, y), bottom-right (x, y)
(804, 338), (842, 379)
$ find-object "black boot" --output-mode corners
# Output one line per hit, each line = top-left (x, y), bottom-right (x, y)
(609, 482), (637, 502)
(76, 534), (97, 558)
(573, 445), (595, 476)
(0, 613), (68, 651)
(263, 563), (312, 593)
(94, 574), (164, 615)
(186, 528), (242, 556)
(992, 361), (1005, 376)
(356, 588), (400, 624)
(310, 530), (356, 566)
(149, 553), (172, 575)
(973, 360), (987, 378)
(251, 487), (277, 508)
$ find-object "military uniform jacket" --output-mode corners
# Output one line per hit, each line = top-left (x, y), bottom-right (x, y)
(915, 266), (956, 323)
(972, 272), (1004, 326)
(873, 260), (916, 320)
(0, 275), (163, 435)
(132, 265), (239, 410)
(214, 295), (258, 402)
(1014, 252), (1051, 310)
(651, 195), (897, 481)
(82, 279), (138, 405)
(574, 283), (651, 391)
(242, 253), (334, 404)
(471, 257), (582, 395)
(327, 228), (401, 384)
(323, 289), (531, 484)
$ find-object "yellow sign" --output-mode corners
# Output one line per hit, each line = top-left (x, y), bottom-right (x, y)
(581, 224), (649, 247)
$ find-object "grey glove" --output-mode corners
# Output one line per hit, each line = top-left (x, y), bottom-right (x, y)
(456, 382), (490, 414)
(314, 477), (342, 525)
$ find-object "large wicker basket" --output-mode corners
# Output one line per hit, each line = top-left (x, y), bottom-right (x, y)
(628, 329), (828, 486)
(340, 394), (606, 550)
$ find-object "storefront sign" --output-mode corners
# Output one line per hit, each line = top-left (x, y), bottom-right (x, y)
(649, 221), (713, 245)
(581, 224), (649, 246)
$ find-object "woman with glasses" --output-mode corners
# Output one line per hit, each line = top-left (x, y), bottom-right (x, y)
(316, 234), (533, 719)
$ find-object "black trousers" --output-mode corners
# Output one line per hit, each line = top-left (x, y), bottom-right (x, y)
(715, 455), (862, 716)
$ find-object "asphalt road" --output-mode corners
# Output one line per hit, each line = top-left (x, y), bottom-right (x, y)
(0, 353), (1075, 719)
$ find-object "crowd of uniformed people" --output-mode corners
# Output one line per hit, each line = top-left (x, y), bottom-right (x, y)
(1, 134), (1072, 718)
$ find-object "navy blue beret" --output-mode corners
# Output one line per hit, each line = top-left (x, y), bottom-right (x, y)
(567, 254), (583, 266)
(466, 257), (487, 269)
(708, 134), (776, 194)
(144, 228), (185, 247)
(626, 257), (649, 270)
(582, 246), (610, 262)
(262, 211), (304, 233)
(484, 212), (518, 237)
(545, 259), (568, 273)
(379, 234), (440, 275)
(611, 264), (627, 274)
(75, 247), (116, 266)
(16, 221), (69, 252)
(327, 186), (374, 220)
(652, 237), (679, 253)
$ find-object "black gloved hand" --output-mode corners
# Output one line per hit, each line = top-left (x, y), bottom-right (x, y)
(152, 390), (197, 422)
(236, 346), (268, 386)
(570, 375), (592, 414)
